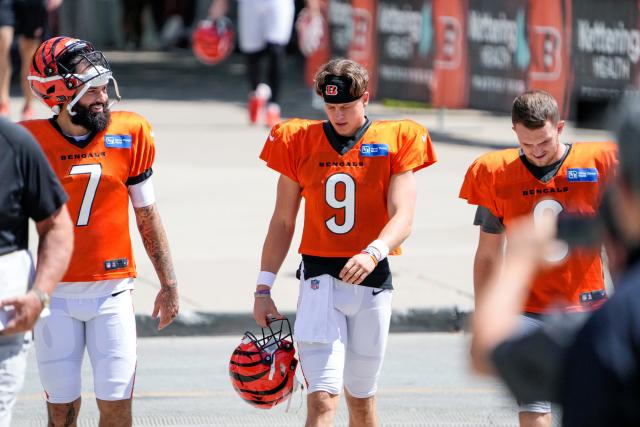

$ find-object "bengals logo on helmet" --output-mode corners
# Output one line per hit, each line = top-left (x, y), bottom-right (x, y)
(28, 36), (120, 114)
(325, 85), (338, 96)
(228, 318), (298, 409)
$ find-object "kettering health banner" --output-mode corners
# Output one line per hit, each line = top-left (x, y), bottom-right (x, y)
(466, 0), (530, 112)
(376, 0), (434, 102)
(308, 0), (640, 118)
(572, 0), (640, 102)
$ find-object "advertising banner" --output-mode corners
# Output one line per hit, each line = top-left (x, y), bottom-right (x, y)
(466, 0), (529, 112)
(306, 0), (640, 123)
(325, 0), (378, 96)
(376, 0), (434, 103)
(303, 1), (332, 88)
(431, 0), (469, 108)
(572, 0), (640, 102)
(348, 0), (378, 97)
(527, 0), (572, 117)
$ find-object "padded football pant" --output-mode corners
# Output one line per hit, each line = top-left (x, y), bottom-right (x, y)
(34, 290), (137, 403)
(296, 277), (393, 398)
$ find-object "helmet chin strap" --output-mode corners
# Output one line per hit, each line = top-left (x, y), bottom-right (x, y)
(65, 74), (122, 116)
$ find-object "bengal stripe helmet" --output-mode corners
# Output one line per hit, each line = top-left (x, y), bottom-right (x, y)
(229, 318), (298, 409)
(28, 36), (121, 115)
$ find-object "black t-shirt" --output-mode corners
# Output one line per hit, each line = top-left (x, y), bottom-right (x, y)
(560, 262), (640, 427)
(0, 118), (67, 255)
(473, 144), (573, 233)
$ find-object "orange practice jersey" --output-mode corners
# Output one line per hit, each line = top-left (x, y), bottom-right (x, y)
(21, 111), (155, 282)
(460, 142), (618, 313)
(260, 119), (437, 257)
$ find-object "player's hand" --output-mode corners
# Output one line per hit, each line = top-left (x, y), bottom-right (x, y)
(339, 253), (376, 285)
(253, 296), (282, 328)
(208, 0), (226, 19)
(505, 213), (559, 266)
(0, 291), (43, 335)
(153, 285), (179, 331)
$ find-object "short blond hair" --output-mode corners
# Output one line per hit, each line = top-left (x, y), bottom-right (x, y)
(313, 58), (368, 99)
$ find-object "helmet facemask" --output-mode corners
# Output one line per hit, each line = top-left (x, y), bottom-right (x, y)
(63, 51), (121, 116)
(28, 43), (122, 116)
(229, 318), (300, 409)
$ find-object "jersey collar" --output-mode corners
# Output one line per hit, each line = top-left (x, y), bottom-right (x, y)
(519, 143), (572, 183)
(322, 117), (372, 156)
(48, 117), (99, 150)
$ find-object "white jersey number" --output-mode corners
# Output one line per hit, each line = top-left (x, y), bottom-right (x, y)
(69, 164), (102, 227)
(325, 173), (355, 234)
(533, 199), (569, 262)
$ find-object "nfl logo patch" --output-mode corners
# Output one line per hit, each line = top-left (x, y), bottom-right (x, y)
(325, 85), (338, 96)
(310, 279), (320, 290)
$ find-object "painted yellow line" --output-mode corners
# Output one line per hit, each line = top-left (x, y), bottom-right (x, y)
(18, 386), (502, 401)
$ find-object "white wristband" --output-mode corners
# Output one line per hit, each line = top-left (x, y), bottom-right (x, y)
(257, 271), (277, 288)
(367, 239), (390, 261)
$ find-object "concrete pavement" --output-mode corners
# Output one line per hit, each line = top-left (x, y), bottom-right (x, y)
(12, 333), (564, 426)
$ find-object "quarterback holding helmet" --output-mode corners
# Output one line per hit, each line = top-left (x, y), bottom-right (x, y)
(22, 36), (179, 427)
(255, 58), (436, 425)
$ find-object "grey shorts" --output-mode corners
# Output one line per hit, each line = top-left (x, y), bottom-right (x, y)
(0, 333), (31, 427)
(515, 314), (552, 414)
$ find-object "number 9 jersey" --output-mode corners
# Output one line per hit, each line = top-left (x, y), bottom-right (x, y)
(21, 111), (155, 282)
(260, 118), (437, 257)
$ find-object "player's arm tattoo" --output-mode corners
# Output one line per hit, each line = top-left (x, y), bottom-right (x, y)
(134, 204), (177, 289)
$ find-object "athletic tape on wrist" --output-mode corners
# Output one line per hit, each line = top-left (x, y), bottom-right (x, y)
(257, 271), (277, 288)
(367, 239), (390, 261)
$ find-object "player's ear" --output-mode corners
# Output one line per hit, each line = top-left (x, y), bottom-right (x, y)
(556, 120), (565, 135)
(362, 91), (370, 106)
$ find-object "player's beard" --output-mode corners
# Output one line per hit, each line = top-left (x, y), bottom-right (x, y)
(70, 102), (111, 132)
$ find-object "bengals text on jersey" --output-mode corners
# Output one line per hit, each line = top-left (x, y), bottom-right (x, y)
(460, 142), (618, 313)
(260, 118), (437, 258)
(21, 111), (155, 282)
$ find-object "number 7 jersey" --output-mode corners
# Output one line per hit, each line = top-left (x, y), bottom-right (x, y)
(21, 111), (155, 282)
(260, 118), (437, 257)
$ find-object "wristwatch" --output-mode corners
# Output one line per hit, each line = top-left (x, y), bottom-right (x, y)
(31, 288), (50, 310)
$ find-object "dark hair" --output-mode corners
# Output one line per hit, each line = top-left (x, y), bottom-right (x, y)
(512, 90), (560, 128)
(313, 58), (368, 99)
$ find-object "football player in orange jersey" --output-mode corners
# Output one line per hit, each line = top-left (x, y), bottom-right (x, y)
(21, 37), (179, 427)
(459, 90), (617, 427)
(255, 58), (436, 425)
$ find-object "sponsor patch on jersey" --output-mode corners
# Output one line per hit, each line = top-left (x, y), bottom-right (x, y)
(360, 143), (389, 157)
(104, 134), (132, 149)
(567, 168), (598, 182)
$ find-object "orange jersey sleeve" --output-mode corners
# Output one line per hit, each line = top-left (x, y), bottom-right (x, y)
(127, 112), (156, 181)
(261, 119), (436, 258)
(259, 119), (315, 183)
(21, 111), (156, 282)
(391, 120), (437, 174)
(459, 149), (520, 219)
